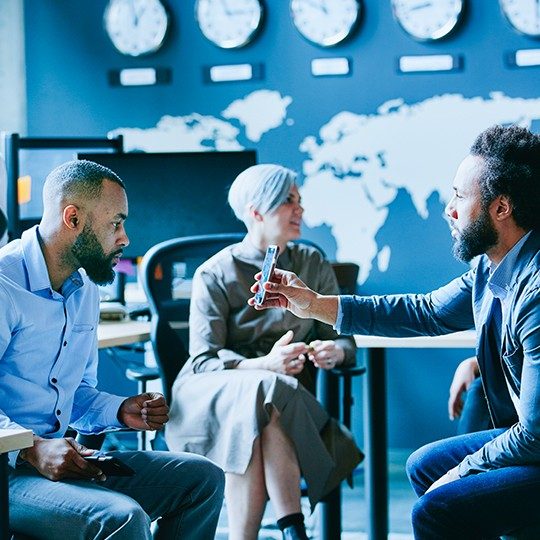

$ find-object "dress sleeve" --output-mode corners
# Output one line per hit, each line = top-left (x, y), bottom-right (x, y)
(188, 265), (246, 372)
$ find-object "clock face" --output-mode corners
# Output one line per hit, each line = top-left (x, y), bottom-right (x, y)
(104, 0), (169, 57)
(290, 0), (361, 47)
(391, 0), (464, 41)
(500, 0), (540, 37)
(195, 0), (264, 49)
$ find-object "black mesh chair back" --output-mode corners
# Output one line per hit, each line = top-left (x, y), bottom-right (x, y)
(140, 233), (245, 404)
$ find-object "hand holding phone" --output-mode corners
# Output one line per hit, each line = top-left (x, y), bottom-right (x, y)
(84, 455), (135, 477)
(254, 245), (280, 306)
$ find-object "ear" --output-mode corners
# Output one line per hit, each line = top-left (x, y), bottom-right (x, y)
(248, 205), (264, 223)
(492, 195), (513, 222)
(62, 204), (81, 231)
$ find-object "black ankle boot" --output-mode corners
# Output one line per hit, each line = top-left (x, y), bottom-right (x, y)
(281, 523), (309, 540)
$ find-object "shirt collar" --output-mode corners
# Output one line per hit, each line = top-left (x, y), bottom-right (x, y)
(488, 231), (532, 300)
(21, 225), (84, 295)
(233, 235), (291, 267)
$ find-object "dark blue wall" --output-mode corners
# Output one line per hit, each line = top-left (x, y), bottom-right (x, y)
(24, 0), (540, 448)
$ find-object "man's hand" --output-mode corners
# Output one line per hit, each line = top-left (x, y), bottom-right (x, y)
(248, 268), (339, 325)
(20, 436), (104, 482)
(118, 392), (169, 431)
(448, 356), (480, 420)
(425, 466), (460, 493)
(308, 340), (345, 370)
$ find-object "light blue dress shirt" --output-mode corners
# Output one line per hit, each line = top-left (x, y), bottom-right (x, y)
(0, 226), (125, 466)
(336, 230), (540, 476)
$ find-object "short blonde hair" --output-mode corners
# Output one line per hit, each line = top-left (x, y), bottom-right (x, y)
(228, 164), (296, 225)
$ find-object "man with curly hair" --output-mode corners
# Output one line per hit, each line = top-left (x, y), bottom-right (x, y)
(250, 125), (540, 538)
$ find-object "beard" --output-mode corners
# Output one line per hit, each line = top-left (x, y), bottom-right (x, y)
(452, 209), (498, 263)
(71, 223), (120, 285)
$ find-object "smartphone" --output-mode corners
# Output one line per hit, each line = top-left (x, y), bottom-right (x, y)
(254, 245), (280, 306)
(85, 455), (135, 476)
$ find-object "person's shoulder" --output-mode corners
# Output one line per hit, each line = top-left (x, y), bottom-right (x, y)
(288, 241), (326, 262)
(196, 243), (238, 277)
(0, 239), (25, 283)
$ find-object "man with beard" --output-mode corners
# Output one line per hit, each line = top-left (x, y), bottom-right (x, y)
(0, 160), (224, 539)
(249, 125), (540, 539)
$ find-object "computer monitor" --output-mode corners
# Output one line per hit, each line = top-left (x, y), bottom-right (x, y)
(2, 133), (123, 240)
(78, 151), (256, 258)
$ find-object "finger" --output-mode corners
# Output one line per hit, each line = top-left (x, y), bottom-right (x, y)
(284, 344), (309, 356)
(142, 405), (169, 418)
(68, 454), (103, 478)
(250, 297), (283, 310)
(276, 330), (295, 346)
(144, 420), (167, 430)
(143, 399), (168, 411)
(143, 412), (169, 424)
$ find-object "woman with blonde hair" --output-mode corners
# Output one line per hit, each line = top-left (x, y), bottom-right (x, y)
(166, 164), (362, 540)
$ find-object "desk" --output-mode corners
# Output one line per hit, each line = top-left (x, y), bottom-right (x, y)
(1, 429), (32, 540)
(98, 320), (151, 349)
(356, 330), (476, 540)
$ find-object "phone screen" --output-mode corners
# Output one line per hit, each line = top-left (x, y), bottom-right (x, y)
(254, 245), (280, 306)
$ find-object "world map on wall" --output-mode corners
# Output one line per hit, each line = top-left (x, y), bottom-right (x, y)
(109, 90), (540, 285)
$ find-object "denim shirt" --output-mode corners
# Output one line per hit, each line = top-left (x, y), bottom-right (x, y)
(0, 226), (125, 467)
(337, 230), (540, 477)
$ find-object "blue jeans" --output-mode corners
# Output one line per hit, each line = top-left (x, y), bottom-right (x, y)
(407, 430), (540, 539)
(9, 450), (225, 539)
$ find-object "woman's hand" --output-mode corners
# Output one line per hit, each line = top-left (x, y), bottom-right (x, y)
(308, 340), (345, 370)
(261, 330), (309, 375)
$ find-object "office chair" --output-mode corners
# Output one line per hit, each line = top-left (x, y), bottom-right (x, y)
(0, 208), (7, 240)
(139, 233), (365, 540)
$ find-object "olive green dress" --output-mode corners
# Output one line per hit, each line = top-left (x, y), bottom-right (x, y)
(165, 238), (363, 508)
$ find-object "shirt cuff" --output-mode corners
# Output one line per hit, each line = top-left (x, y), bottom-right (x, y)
(104, 395), (129, 429)
(334, 296), (345, 333)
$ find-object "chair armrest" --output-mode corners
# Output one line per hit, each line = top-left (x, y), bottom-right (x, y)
(329, 365), (366, 378)
(125, 365), (160, 382)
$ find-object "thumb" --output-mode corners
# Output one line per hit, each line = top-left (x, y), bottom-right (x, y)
(276, 330), (294, 346)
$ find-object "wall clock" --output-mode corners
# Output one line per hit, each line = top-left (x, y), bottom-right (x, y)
(195, 0), (264, 49)
(289, 0), (361, 47)
(391, 0), (465, 41)
(104, 0), (170, 57)
(499, 0), (540, 38)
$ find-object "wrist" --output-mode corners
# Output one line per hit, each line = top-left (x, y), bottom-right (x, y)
(117, 400), (128, 427)
(310, 294), (339, 326)
(20, 435), (42, 464)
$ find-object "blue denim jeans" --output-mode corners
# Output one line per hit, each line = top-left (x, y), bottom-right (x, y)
(407, 430), (540, 539)
(9, 450), (225, 539)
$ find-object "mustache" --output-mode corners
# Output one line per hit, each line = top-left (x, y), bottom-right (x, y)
(109, 249), (124, 259)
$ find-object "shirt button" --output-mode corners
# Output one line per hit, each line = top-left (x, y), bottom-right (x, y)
(56, 409), (61, 415)
(63, 341), (67, 347)
(51, 378), (57, 384)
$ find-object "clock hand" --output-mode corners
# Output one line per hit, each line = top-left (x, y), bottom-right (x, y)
(130, 0), (139, 26)
(409, 1), (433, 11)
(219, 0), (232, 16)
(301, 0), (326, 13)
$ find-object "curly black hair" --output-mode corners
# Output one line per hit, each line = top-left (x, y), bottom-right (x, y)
(470, 125), (540, 231)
